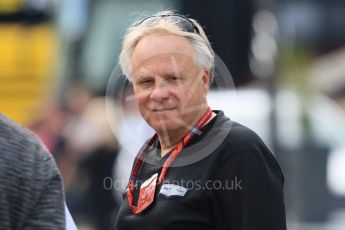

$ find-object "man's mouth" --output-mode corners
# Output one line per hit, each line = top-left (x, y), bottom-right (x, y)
(151, 108), (176, 112)
(148, 103), (178, 112)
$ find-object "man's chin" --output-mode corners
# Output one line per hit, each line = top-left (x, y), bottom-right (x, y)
(149, 120), (181, 134)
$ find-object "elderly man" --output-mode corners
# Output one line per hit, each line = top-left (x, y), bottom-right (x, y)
(115, 11), (286, 230)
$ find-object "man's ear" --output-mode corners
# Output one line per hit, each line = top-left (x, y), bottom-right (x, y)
(202, 70), (211, 91)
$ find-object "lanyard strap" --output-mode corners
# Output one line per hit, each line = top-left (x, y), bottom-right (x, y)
(158, 108), (212, 184)
(127, 107), (212, 211)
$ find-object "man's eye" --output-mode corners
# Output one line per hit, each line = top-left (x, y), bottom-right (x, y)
(140, 79), (154, 85)
(169, 76), (180, 81)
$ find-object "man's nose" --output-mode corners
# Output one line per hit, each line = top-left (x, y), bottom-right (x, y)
(149, 83), (170, 102)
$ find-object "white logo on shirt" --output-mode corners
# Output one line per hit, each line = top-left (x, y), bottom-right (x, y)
(159, 184), (188, 197)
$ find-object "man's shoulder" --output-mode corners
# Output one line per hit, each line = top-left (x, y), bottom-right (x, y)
(219, 119), (284, 181)
(0, 113), (61, 200)
(0, 113), (53, 170)
(227, 121), (263, 149)
(0, 114), (65, 229)
(214, 111), (264, 151)
(1, 114), (35, 141)
(208, 111), (269, 157)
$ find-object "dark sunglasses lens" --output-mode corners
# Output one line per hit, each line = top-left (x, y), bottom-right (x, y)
(168, 16), (195, 33)
(139, 15), (195, 33)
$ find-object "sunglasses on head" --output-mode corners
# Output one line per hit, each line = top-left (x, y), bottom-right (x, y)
(137, 14), (200, 35)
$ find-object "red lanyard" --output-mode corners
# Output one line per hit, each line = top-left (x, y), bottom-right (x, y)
(127, 107), (212, 214)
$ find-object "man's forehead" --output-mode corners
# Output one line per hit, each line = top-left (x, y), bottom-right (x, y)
(132, 53), (195, 76)
(132, 33), (195, 61)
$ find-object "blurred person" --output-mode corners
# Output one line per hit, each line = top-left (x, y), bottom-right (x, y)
(63, 97), (119, 230)
(54, 83), (94, 190)
(0, 114), (65, 229)
(28, 103), (67, 155)
(115, 11), (286, 230)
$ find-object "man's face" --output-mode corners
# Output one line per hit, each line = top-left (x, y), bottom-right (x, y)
(131, 32), (210, 135)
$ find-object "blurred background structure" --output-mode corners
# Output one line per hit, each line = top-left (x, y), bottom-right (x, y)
(1, 0), (345, 229)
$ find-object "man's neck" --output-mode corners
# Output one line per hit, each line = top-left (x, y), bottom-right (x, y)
(157, 111), (217, 158)
(157, 129), (185, 157)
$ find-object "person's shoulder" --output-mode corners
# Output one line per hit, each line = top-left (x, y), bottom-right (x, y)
(209, 111), (268, 157)
(0, 114), (65, 229)
(1, 113), (34, 139)
(221, 120), (284, 182)
(226, 121), (264, 151)
(0, 113), (53, 169)
(214, 111), (263, 152)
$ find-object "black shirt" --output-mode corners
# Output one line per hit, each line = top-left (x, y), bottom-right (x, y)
(116, 111), (286, 230)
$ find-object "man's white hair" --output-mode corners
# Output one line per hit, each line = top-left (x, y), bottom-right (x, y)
(119, 11), (215, 84)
